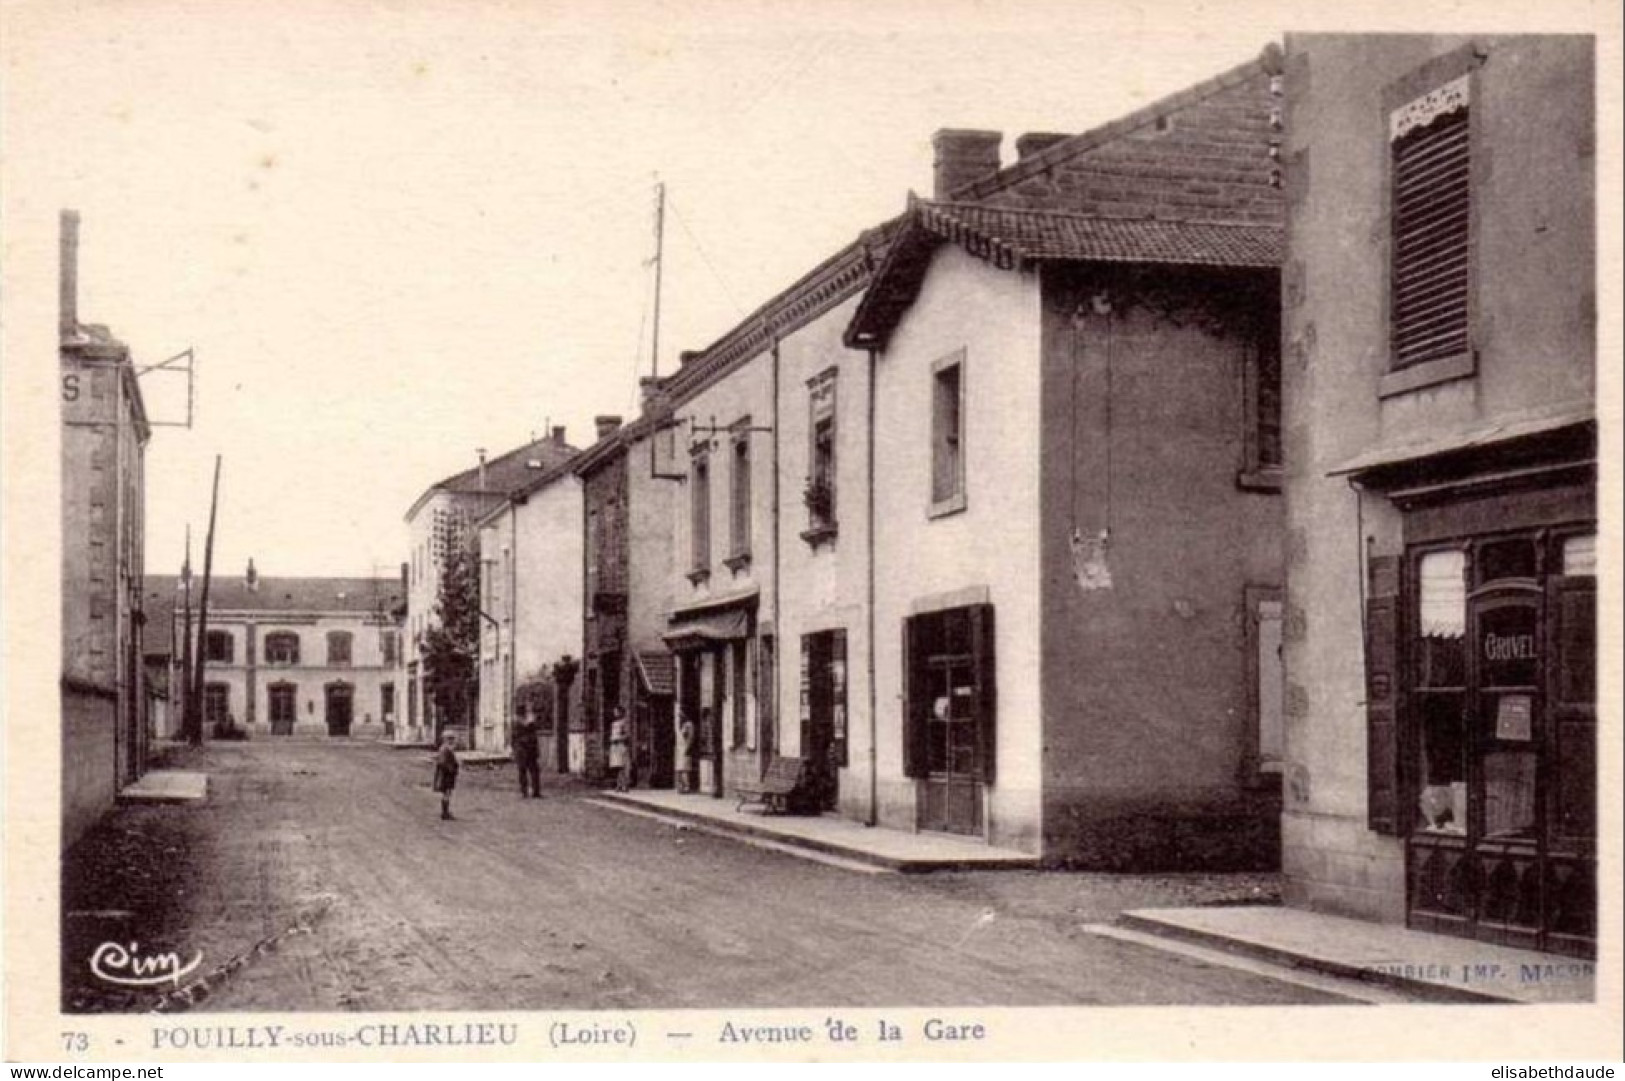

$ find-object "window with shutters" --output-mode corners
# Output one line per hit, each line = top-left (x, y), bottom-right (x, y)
(205, 630), (234, 664)
(688, 448), (711, 582)
(726, 424), (752, 571)
(1385, 62), (1476, 389)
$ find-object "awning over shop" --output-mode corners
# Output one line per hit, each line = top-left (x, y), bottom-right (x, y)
(635, 651), (676, 695)
(661, 609), (750, 652)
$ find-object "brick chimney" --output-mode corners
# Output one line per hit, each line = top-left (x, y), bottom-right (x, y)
(594, 415), (623, 440)
(932, 129), (1002, 199)
(551, 425), (567, 445)
(477, 447), (488, 490)
(1016, 131), (1070, 160)
(60, 209), (80, 340)
(678, 350), (702, 368)
(245, 557), (259, 592)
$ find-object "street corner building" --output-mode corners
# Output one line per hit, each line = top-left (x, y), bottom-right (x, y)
(147, 565), (406, 740)
(473, 426), (587, 768)
(641, 45), (1290, 868)
(1278, 35), (1597, 957)
(60, 209), (155, 853)
(402, 430), (579, 748)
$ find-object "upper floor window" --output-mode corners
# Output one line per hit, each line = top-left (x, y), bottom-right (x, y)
(265, 631), (300, 666)
(204, 629), (234, 664)
(380, 629), (399, 666)
(930, 350), (967, 515)
(805, 371), (838, 538)
(327, 630), (353, 667)
(689, 448), (711, 580)
(1390, 73), (1471, 371)
(727, 425), (752, 569)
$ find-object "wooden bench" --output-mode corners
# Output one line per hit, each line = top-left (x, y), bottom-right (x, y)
(734, 756), (807, 814)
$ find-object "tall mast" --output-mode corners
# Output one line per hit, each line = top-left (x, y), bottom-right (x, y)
(651, 180), (665, 380)
(179, 525), (193, 742)
(189, 456), (222, 745)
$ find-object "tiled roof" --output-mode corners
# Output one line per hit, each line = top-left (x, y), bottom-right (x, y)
(431, 436), (579, 497)
(846, 200), (1281, 349)
(144, 575), (403, 619)
(918, 201), (1282, 268)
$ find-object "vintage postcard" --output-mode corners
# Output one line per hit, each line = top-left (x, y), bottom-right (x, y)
(3, 0), (1620, 1065)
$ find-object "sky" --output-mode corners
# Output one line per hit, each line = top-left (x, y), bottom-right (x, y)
(4, 0), (1613, 578)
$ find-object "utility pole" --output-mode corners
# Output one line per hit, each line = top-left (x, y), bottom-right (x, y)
(651, 180), (665, 380)
(189, 456), (221, 746)
(179, 525), (193, 742)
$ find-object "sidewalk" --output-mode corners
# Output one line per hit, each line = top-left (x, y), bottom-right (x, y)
(1121, 905), (1595, 1004)
(591, 788), (1039, 872)
(118, 770), (208, 804)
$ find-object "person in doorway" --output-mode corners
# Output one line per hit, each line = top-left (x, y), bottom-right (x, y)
(432, 732), (460, 820)
(608, 707), (631, 792)
(513, 714), (541, 798)
(675, 713), (695, 794)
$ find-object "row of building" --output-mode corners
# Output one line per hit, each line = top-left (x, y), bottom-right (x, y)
(77, 34), (1597, 962)
(392, 36), (1598, 956)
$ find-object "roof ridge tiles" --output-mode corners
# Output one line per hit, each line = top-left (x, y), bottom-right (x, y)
(950, 43), (1282, 203)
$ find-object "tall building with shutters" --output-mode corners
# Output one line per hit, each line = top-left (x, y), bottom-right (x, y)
(1278, 35), (1597, 956)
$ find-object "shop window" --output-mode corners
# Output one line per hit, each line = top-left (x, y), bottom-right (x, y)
(1413, 549), (1467, 835)
(327, 630), (353, 667)
(1389, 74), (1471, 371)
(204, 630), (234, 664)
(380, 682), (395, 720)
(930, 351), (966, 515)
(265, 631), (300, 666)
(800, 629), (849, 772)
(902, 604), (995, 782)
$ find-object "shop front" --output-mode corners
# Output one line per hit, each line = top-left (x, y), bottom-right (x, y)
(664, 593), (758, 799)
(1356, 427), (1595, 958)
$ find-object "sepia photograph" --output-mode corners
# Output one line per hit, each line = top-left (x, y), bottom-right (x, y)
(3, 0), (1619, 1065)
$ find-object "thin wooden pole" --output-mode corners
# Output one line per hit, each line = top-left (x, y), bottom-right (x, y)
(189, 456), (221, 745)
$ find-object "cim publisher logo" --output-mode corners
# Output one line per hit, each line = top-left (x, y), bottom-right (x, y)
(90, 941), (203, 988)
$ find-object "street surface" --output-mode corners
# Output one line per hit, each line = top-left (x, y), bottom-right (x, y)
(64, 742), (1352, 1011)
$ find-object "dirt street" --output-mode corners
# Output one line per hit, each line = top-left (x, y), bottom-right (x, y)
(63, 741), (1349, 1012)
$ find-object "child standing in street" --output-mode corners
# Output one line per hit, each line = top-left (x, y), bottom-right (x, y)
(432, 732), (461, 820)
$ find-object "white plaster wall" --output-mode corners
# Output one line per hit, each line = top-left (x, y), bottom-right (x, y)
(773, 293), (874, 814)
(514, 474), (584, 680)
(871, 244), (1044, 850)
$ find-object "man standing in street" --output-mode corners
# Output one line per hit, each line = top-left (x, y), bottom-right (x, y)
(513, 713), (541, 798)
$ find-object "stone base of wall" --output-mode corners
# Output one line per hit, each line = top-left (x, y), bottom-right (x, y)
(63, 687), (118, 853)
(1043, 793), (1282, 871)
(1281, 809), (1406, 924)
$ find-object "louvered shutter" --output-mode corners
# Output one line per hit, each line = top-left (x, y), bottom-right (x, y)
(1391, 106), (1471, 368)
(971, 604), (997, 784)
(1365, 555), (1403, 835)
(901, 618), (927, 779)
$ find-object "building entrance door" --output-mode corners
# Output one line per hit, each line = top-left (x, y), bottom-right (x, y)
(1405, 530), (1595, 957)
(269, 683), (296, 735)
(325, 683), (354, 737)
(920, 651), (983, 835)
(904, 605), (994, 837)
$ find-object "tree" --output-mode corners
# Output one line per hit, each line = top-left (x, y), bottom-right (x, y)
(420, 541), (479, 737)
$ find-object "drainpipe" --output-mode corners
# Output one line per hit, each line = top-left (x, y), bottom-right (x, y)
(508, 502), (519, 750)
(865, 345), (879, 827)
(769, 327), (782, 766)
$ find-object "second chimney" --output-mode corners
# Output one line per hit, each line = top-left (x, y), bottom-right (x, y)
(551, 425), (567, 445)
(932, 129), (1002, 199)
(60, 209), (80, 340)
(1016, 131), (1070, 160)
(594, 415), (623, 441)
